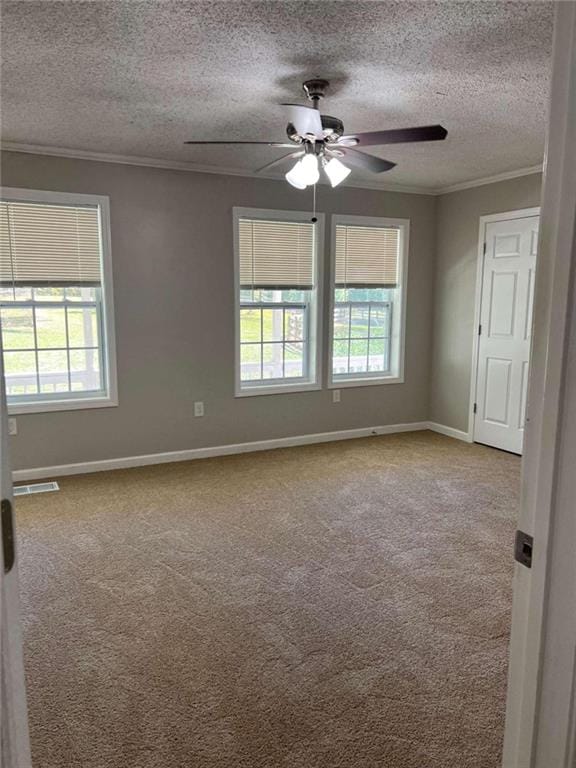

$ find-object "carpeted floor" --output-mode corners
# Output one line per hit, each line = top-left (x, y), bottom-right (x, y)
(15, 431), (520, 768)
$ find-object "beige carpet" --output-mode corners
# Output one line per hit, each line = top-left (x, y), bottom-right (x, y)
(15, 431), (519, 768)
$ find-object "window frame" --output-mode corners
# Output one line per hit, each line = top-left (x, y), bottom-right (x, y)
(328, 214), (409, 389)
(0, 187), (118, 414)
(233, 206), (324, 397)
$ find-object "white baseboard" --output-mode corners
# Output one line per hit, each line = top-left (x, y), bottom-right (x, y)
(12, 421), (430, 482)
(427, 421), (473, 443)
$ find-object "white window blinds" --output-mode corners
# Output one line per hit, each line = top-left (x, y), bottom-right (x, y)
(0, 200), (102, 285)
(335, 224), (400, 288)
(239, 218), (315, 289)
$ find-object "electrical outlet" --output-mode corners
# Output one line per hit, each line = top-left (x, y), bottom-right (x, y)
(8, 417), (17, 436)
(332, 390), (341, 403)
(194, 401), (204, 417)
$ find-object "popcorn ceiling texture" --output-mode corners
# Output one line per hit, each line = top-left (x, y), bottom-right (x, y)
(1, 0), (553, 189)
(16, 432), (519, 768)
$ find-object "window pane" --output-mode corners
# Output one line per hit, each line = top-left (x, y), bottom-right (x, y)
(67, 306), (99, 348)
(262, 343), (283, 379)
(0, 307), (35, 349)
(70, 349), (102, 392)
(350, 306), (370, 338)
(240, 308), (261, 343)
(240, 344), (261, 381)
(65, 287), (97, 302)
(36, 307), (67, 348)
(284, 308), (304, 341)
(368, 338), (387, 372)
(263, 309), (283, 342)
(38, 350), (69, 393)
(333, 305), (350, 339)
(332, 339), (349, 375)
(349, 339), (369, 373)
(4, 351), (38, 395)
(334, 288), (347, 303)
(369, 305), (389, 337)
(281, 289), (305, 303)
(0, 287), (32, 302)
(34, 286), (65, 302)
(240, 289), (257, 304)
(284, 342), (304, 378)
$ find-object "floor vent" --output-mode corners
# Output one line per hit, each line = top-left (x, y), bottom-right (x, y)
(13, 481), (60, 496)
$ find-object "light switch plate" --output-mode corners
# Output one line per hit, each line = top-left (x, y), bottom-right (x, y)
(8, 418), (17, 436)
(194, 401), (204, 417)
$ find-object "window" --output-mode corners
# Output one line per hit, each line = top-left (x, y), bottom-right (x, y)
(329, 216), (408, 387)
(0, 189), (117, 413)
(234, 207), (323, 395)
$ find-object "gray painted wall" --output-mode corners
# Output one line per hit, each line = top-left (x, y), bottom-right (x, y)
(2, 151), (437, 470)
(430, 173), (543, 433)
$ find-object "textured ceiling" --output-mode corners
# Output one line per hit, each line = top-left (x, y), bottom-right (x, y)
(1, 0), (554, 190)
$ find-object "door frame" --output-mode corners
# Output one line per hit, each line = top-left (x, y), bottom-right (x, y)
(1, 355), (32, 767)
(502, 2), (576, 765)
(468, 207), (541, 444)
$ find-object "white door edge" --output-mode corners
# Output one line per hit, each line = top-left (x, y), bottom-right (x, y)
(468, 206), (541, 445)
(502, 2), (576, 766)
(0, 356), (32, 767)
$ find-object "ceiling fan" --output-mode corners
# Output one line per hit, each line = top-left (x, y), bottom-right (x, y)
(184, 79), (448, 189)
(184, 78), (448, 189)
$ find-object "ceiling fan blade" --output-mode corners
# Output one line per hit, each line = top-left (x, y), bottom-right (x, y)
(339, 124), (448, 147)
(255, 151), (304, 174)
(280, 103), (323, 138)
(184, 140), (295, 147)
(333, 148), (396, 174)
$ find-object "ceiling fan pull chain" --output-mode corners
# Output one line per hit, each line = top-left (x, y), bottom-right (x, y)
(311, 182), (318, 224)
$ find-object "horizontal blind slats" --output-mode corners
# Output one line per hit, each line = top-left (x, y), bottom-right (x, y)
(0, 201), (102, 285)
(335, 224), (399, 288)
(239, 218), (314, 289)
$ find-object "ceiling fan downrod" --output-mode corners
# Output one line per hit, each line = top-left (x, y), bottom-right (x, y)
(302, 78), (329, 110)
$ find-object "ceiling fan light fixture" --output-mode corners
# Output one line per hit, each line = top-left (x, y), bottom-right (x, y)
(285, 159), (308, 189)
(285, 154), (319, 188)
(299, 154), (320, 185)
(323, 157), (351, 187)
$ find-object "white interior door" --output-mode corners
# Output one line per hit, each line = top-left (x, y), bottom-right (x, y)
(474, 213), (539, 454)
(0, 354), (32, 767)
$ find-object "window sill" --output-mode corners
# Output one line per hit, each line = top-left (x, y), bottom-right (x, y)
(236, 382), (321, 397)
(328, 375), (404, 389)
(7, 394), (118, 415)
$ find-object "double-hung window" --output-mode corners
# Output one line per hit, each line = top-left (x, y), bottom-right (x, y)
(329, 215), (408, 387)
(0, 188), (117, 413)
(234, 207), (323, 396)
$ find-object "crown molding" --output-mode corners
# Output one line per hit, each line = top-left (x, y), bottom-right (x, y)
(0, 141), (435, 196)
(437, 164), (543, 194)
(1, 141), (543, 196)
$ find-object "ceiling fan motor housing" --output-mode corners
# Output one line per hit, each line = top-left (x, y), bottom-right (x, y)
(286, 114), (344, 143)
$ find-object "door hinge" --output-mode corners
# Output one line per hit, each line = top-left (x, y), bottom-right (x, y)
(483, 241), (487, 255)
(478, 323), (482, 336)
(514, 530), (533, 569)
(1, 498), (15, 574)
(473, 403), (477, 414)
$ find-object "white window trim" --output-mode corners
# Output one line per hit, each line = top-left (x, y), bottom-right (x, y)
(233, 206), (324, 397)
(328, 214), (409, 389)
(0, 186), (118, 414)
